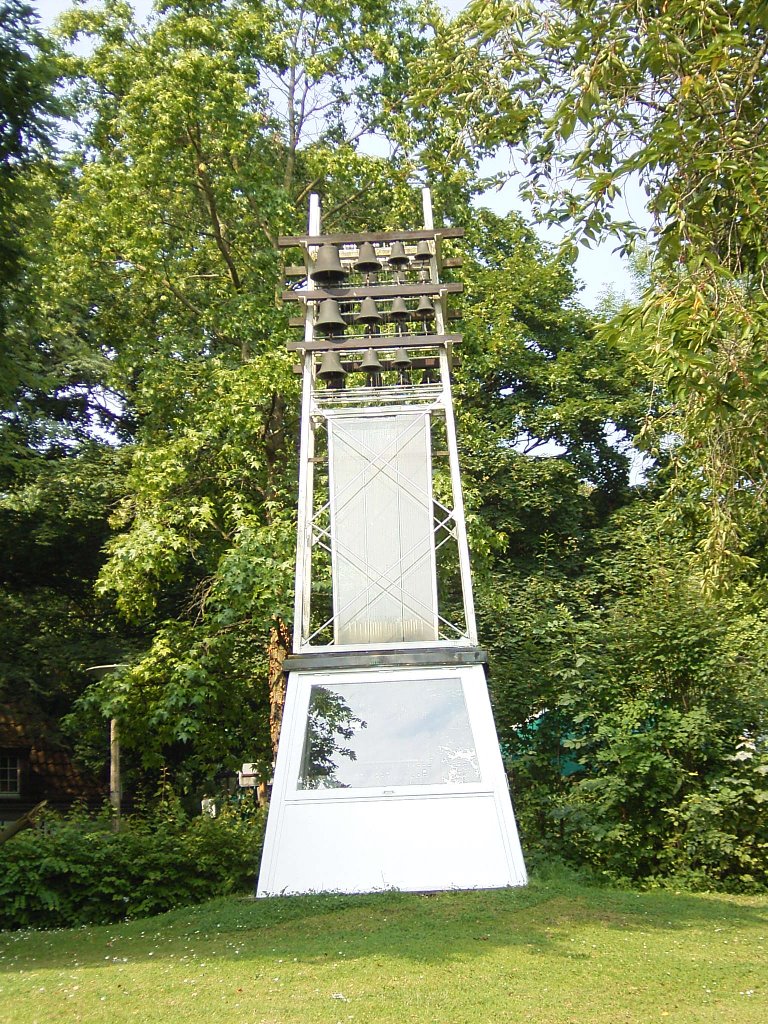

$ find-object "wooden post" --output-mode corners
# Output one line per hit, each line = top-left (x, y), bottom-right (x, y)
(110, 718), (121, 831)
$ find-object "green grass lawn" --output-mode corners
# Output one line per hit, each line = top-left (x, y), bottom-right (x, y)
(1, 872), (766, 1024)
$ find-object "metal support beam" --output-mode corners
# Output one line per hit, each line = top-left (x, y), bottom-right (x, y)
(292, 193), (321, 652)
(423, 188), (478, 645)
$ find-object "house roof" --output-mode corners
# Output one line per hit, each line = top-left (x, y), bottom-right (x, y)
(0, 699), (106, 805)
(0, 703), (34, 748)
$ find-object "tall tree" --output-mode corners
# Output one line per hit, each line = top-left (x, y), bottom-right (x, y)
(0, 0), (55, 317)
(0, 0), (79, 471)
(451, 208), (650, 797)
(420, 0), (768, 583)
(1, 0), (658, 817)
(0, 4), (139, 777)
(39, 0), (436, 793)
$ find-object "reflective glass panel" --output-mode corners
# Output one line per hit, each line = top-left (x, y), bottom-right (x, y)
(297, 678), (480, 790)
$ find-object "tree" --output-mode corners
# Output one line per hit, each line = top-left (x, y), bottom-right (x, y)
(1, 0), (648, 801)
(0, 445), (135, 711)
(421, 0), (768, 583)
(34, 0), (438, 795)
(13, 3), (756, 888)
(0, 0), (56, 312)
(445, 206), (646, 679)
(0, 0), (82, 471)
(493, 500), (768, 889)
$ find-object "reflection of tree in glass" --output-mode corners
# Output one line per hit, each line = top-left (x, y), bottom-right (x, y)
(299, 687), (367, 789)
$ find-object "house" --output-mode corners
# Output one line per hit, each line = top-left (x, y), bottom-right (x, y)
(0, 700), (105, 825)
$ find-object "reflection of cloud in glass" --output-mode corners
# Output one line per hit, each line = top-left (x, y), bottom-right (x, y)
(297, 679), (480, 789)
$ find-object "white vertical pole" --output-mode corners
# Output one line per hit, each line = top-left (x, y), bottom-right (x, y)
(424, 187), (478, 644)
(422, 188), (447, 337)
(421, 187), (433, 230)
(292, 193), (321, 650)
(439, 347), (478, 644)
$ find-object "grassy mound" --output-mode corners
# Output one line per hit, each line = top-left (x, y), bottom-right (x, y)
(2, 871), (766, 1023)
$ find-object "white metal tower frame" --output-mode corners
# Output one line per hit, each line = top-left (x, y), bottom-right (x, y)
(256, 189), (527, 897)
(291, 190), (478, 653)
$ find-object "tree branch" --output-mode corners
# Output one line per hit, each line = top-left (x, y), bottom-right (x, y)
(186, 126), (242, 292)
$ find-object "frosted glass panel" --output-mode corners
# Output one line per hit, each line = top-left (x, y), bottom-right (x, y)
(297, 678), (480, 790)
(328, 414), (437, 644)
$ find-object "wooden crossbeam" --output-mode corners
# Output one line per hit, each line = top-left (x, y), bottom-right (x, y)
(292, 355), (446, 373)
(287, 333), (462, 352)
(282, 282), (462, 302)
(288, 309), (461, 327)
(278, 228), (464, 247)
(284, 256), (463, 277)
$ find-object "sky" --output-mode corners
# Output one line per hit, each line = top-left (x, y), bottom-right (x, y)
(32, 0), (642, 308)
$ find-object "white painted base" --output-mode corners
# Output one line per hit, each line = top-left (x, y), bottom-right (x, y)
(256, 664), (527, 896)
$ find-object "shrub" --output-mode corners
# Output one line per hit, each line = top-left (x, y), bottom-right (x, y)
(487, 511), (768, 892)
(0, 801), (265, 929)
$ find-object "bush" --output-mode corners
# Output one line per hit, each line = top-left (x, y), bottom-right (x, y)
(486, 510), (768, 892)
(0, 801), (265, 929)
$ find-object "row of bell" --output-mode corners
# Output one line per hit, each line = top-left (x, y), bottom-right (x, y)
(315, 295), (435, 335)
(312, 241), (432, 284)
(317, 347), (437, 387)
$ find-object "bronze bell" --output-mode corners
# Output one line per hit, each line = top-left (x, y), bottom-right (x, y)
(388, 241), (409, 268)
(356, 296), (383, 326)
(317, 349), (347, 388)
(414, 295), (435, 320)
(312, 243), (347, 284)
(389, 296), (410, 322)
(354, 242), (382, 275)
(315, 298), (347, 335)
(359, 347), (383, 387)
(392, 348), (412, 385)
(414, 240), (432, 262)
(421, 366), (438, 385)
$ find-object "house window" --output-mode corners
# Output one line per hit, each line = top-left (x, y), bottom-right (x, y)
(0, 755), (20, 796)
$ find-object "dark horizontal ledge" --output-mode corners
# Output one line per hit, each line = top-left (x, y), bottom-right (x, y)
(282, 282), (463, 302)
(284, 647), (487, 674)
(287, 333), (462, 352)
(278, 228), (465, 247)
(288, 309), (461, 327)
(292, 355), (450, 374)
(284, 256), (464, 276)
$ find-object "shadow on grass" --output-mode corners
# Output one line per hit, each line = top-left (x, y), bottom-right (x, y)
(2, 871), (766, 975)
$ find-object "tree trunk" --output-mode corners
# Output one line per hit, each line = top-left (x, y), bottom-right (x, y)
(267, 618), (291, 762)
(0, 801), (47, 845)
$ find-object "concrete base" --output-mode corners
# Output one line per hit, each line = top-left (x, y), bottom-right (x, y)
(257, 662), (526, 896)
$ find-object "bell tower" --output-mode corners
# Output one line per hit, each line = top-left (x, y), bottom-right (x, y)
(256, 191), (526, 895)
